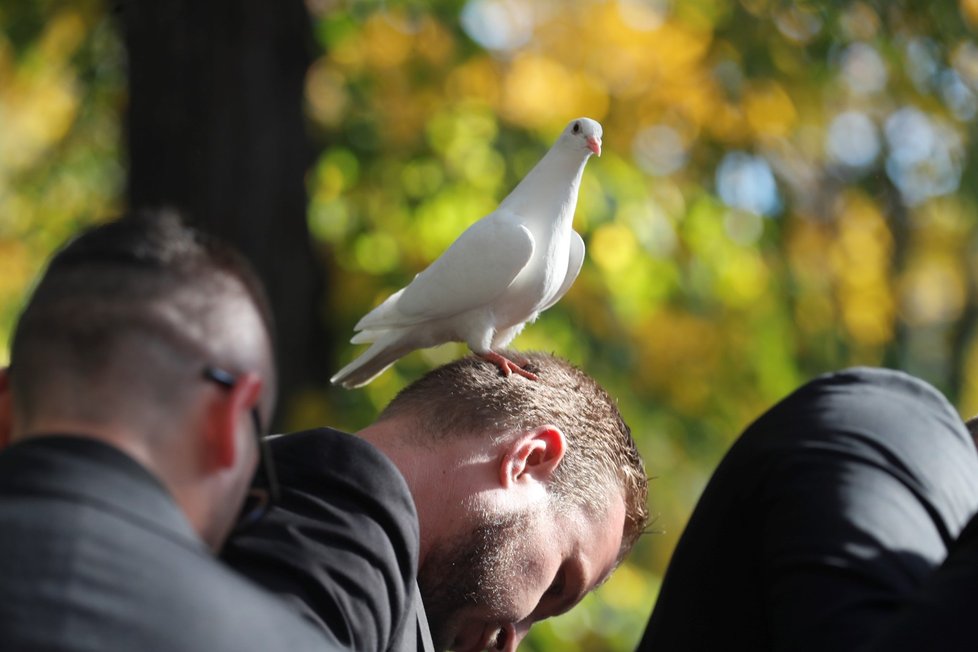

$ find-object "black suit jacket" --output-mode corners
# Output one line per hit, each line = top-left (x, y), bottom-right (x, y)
(0, 436), (338, 652)
(638, 368), (978, 652)
(866, 480), (978, 650)
(223, 428), (434, 652)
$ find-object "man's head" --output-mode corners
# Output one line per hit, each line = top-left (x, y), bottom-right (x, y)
(361, 352), (648, 651)
(0, 211), (275, 548)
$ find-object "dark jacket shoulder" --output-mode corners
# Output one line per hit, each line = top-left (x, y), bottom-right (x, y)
(224, 427), (423, 652)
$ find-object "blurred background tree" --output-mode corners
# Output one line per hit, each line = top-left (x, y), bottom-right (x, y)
(3, 1), (978, 649)
(122, 0), (330, 420)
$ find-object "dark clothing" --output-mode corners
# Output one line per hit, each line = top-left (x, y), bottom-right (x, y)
(866, 491), (978, 650)
(223, 428), (434, 652)
(638, 368), (978, 652)
(0, 436), (337, 652)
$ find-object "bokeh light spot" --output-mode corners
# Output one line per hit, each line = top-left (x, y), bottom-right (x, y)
(716, 152), (781, 216)
(826, 110), (880, 170)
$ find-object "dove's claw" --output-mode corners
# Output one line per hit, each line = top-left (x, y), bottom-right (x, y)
(480, 351), (539, 382)
(509, 353), (530, 368)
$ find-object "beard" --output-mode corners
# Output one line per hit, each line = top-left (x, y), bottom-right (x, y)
(417, 508), (529, 651)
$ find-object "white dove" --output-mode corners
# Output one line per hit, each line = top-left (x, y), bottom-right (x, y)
(331, 117), (602, 388)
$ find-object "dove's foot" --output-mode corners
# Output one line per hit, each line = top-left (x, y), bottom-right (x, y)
(480, 351), (539, 381)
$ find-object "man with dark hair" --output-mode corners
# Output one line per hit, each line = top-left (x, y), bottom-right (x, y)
(637, 367), (978, 652)
(224, 351), (649, 652)
(0, 213), (338, 651)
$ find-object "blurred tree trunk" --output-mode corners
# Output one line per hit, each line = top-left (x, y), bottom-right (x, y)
(121, 0), (329, 425)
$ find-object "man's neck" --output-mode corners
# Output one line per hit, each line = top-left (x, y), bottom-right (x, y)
(358, 419), (499, 569)
(13, 420), (157, 472)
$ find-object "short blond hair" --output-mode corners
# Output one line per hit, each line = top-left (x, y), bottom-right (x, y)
(378, 351), (650, 554)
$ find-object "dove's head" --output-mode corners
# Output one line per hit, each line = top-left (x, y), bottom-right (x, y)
(560, 117), (602, 157)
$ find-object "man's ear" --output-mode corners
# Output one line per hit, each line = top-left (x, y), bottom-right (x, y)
(203, 372), (262, 470)
(0, 368), (12, 449)
(499, 425), (567, 488)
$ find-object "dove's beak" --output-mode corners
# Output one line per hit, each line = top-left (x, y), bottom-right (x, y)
(587, 136), (602, 156)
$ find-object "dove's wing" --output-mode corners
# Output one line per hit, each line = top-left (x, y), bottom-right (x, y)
(540, 230), (585, 312)
(355, 212), (535, 330)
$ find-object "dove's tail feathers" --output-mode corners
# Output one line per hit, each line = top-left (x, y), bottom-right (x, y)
(350, 329), (385, 345)
(330, 334), (416, 389)
(354, 288), (406, 331)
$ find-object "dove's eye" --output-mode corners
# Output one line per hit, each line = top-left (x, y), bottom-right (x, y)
(572, 121), (581, 134)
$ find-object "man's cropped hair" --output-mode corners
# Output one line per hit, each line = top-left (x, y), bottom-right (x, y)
(9, 210), (273, 421)
(378, 352), (650, 554)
